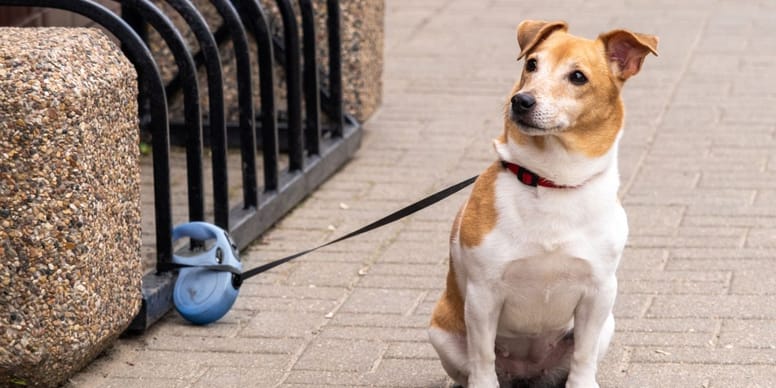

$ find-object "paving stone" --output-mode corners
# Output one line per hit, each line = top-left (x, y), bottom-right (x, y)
(665, 258), (771, 271)
(700, 171), (776, 189)
(339, 288), (425, 315)
(617, 269), (729, 282)
(294, 338), (386, 372)
(250, 249), (377, 264)
(659, 104), (721, 126)
(619, 248), (668, 270)
(619, 364), (776, 388)
(623, 205), (686, 230)
(730, 269), (776, 295)
(364, 359), (449, 387)
(390, 229), (451, 247)
(719, 320), (776, 349)
(613, 294), (652, 319)
(624, 189), (756, 207)
(630, 346), (776, 365)
(615, 317), (719, 334)
(329, 312), (430, 329)
(676, 226), (749, 237)
(238, 284), (346, 300)
(367, 263), (447, 277)
(127, 349), (291, 370)
(709, 372), (776, 388)
(145, 335), (304, 355)
(192, 366), (285, 388)
(596, 341), (630, 387)
(233, 295), (341, 314)
(148, 314), (245, 339)
(648, 295), (776, 319)
(754, 189), (776, 205)
(384, 341), (439, 360)
(618, 278), (728, 295)
(413, 300), (438, 318)
(286, 262), (365, 287)
(402, 220), (458, 235)
(240, 311), (327, 339)
(320, 326), (429, 342)
(686, 204), (776, 217)
(669, 248), (774, 260)
(630, 171), (701, 193)
(359, 275), (442, 289)
(627, 235), (744, 248)
(745, 228), (776, 248)
(377, 241), (448, 264)
(260, 228), (331, 247)
(682, 215), (776, 228)
(616, 331), (715, 347)
(104, 358), (202, 380)
(324, 219), (404, 244)
(283, 370), (365, 386)
(65, 377), (190, 388)
(362, 181), (440, 202)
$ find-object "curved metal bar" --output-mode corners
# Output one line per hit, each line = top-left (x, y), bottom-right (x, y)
(327, 0), (344, 137)
(209, 0), (258, 209)
(233, 0), (279, 192)
(164, 23), (228, 98)
(0, 0), (174, 270)
(298, 0), (321, 156)
(111, 0), (205, 227)
(275, 0), (304, 171)
(162, 0), (229, 229)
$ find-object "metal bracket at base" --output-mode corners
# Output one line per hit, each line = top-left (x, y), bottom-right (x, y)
(126, 271), (176, 333)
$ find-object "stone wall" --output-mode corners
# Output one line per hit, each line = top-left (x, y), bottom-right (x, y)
(0, 28), (142, 387)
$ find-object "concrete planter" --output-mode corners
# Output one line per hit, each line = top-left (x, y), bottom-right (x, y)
(0, 28), (142, 387)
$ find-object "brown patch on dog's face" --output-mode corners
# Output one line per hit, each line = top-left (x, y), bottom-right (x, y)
(504, 21), (658, 158)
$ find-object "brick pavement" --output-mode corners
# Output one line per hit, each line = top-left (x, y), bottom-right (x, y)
(68, 0), (776, 387)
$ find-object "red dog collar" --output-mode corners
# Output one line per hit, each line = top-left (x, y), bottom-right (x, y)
(501, 161), (576, 189)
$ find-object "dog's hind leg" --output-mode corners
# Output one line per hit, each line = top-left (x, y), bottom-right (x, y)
(429, 327), (469, 387)
(597, 313), (615, 363)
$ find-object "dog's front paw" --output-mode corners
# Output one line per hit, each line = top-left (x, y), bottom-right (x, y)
(468, 372), (499, 388)
(565, 374), (599, 388)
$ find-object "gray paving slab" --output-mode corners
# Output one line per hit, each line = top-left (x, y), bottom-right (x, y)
(67, 0), (776, 387)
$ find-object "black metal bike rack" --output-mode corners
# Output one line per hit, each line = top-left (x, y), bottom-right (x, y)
(0, 0), (361, 331)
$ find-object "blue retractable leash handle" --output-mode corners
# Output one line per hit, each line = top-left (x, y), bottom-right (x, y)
(171, 222), (242, 325)
(171, 175), (478, 325)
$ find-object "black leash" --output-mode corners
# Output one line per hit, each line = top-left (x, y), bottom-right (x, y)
(175, 175), (478, 284)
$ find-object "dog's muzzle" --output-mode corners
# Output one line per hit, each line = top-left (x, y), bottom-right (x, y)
(510, 92), (547, 131)
(511, 92), (536, 116)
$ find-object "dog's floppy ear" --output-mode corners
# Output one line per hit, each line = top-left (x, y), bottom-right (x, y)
(599, 29), (659, 80)
(517, 20), (568, 59)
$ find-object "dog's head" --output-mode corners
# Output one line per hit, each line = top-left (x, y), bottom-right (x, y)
(505, 20), (658, 157)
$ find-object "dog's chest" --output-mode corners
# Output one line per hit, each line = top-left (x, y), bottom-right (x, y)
(489, 170), (626, 260)
(497, 252), (592, 335)
(482, 172), (626, 334)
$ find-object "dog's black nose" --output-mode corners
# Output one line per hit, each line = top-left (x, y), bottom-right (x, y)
(511, 93), (536, 114)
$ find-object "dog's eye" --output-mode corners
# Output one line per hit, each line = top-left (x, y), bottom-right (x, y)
(569, 70), (588, 85)
(525, 58), (538, 73)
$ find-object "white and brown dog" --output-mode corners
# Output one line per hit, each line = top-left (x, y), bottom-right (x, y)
(429, 21), (658, 388)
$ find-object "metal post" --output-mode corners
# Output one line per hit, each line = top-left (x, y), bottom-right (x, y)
(326, 0), (344, 137)
(299, 0), (321, 156)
